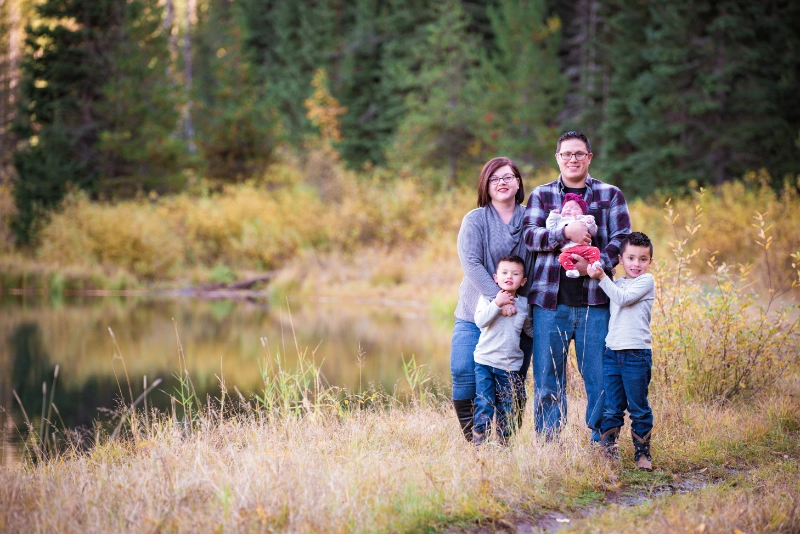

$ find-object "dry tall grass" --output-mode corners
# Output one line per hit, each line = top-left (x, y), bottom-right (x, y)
(1, 372), (798, 532)
(3, 233), (800, 531)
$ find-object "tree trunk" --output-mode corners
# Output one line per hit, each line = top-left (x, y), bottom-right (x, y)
(0, 0), (22, 184)
(183, 0), (196, 154)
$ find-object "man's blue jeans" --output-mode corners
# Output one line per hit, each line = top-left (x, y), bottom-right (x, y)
(532, 305), (609, 441)
(450, 319), (532, 401)
(473, 363), (521, 438)
(601, 348), (653, 438)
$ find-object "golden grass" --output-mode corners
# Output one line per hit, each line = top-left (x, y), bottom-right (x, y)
(2, 158), (798, 302)
(1, 385), (798, 533)
(565, 463), (800, 533)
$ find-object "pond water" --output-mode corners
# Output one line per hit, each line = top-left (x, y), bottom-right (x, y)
(0, 294), (455, 465)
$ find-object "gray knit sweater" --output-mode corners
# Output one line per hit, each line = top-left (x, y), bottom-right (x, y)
(598, 274), (655, 350)
(455, 204), (533, 323)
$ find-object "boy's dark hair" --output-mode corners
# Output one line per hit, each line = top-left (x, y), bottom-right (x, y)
(620, 231), (653, 257)
(556, 131), (592, 154)
(498, 254), (526, 269)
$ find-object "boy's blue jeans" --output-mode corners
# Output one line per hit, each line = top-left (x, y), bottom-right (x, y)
(601, 348), (653, 438)
(473, 362), (522, 438)
(450, 319), (532, 401)
(532, 305), (609, 441)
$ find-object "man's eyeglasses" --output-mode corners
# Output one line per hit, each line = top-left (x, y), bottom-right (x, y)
(557, 152), (590, 161)
(489, 174), (517, 184)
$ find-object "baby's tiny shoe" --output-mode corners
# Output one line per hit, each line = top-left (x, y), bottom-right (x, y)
(566, 269), (580, 278)
(591, 261), (603, 271)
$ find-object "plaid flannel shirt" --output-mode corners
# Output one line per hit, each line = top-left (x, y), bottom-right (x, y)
(522, 175), (631, 310)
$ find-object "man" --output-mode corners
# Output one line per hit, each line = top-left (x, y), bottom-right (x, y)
(522, 131), (631, 441)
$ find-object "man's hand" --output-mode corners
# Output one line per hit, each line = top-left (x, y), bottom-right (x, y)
(564, 220), (591, 245)
(570, 254), (591, 276)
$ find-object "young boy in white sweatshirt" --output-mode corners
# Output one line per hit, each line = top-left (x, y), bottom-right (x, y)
(587, 232), (655, 470)
(472, 255), (533, 444)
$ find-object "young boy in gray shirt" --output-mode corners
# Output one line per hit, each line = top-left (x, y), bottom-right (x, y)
(587, 232), (656, 470)
(472, 255), (533, 444)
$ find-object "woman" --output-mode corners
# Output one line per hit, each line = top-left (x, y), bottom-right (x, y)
(451, 157), (534, 442)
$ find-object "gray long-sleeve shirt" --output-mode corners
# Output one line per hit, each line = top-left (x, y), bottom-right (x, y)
(473, 295), (533, 371)
(598, 274), (655, 350)
(455, 204), (533, 323)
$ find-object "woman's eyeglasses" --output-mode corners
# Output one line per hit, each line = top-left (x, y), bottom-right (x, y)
(489, 174), (517, 184)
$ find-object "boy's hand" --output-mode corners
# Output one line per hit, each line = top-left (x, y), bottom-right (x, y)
(494, 289), (515, 309)
(499, 303), (517, 316)
(587, 261), (605, 279)
(585, 215), (595, 224)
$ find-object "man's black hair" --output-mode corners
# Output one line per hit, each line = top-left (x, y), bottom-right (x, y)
(556, 131), (591, 154)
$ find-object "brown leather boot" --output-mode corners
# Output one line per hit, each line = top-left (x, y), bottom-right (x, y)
(452, 399), (474, 442)
(632, 430), (653, 471)
(599, 427), (620, 459)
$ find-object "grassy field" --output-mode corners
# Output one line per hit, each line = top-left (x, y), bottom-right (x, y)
(1, 353), (798, 533)
(1, 158), (800, 531)
(2, 233), (799, 532)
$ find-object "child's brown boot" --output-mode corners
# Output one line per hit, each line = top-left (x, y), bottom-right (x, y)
(599, 427), (620, 459)
(632, 430), (653, 471)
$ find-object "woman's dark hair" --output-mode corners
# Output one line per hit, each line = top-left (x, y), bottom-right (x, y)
(477, 157), (525, 207)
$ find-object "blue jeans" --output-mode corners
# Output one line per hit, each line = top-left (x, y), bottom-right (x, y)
(473, 363), (521, 438)
(602, 348), (653, 438)
(532, 305), (609, 441)
(450, 319), (532, 401)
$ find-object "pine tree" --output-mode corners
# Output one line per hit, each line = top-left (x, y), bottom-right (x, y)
(389, 0), (482, 185)
(0, 0), (33, 186)
(334, 0), (435, 168)
(193, 0), (278, 182)
(580, 0), (800, 196)
(12, 0), (185, 241)
(239, 0), (339, 144)
(95, 0), (187, 195)
(475, 0), (566, 169)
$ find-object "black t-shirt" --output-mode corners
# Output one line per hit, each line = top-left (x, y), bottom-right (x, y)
(557, 186), (589, 307)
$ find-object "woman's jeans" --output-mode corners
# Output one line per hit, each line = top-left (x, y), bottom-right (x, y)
(450, 319), (532, 401)
(532, 305), (609, 441)
(601, 348), (653, 437)
(473, 363), (521, 438)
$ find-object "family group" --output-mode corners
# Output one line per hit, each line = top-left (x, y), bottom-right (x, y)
(451, 131), (656, 470)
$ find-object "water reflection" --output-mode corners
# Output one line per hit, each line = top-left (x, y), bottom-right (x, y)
(0, 294), (454, 464)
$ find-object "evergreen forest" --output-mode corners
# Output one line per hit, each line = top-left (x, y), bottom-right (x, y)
(1, 0), (799, 243)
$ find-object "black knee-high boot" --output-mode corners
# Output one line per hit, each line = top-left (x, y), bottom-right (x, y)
(452, 399), (474, 442)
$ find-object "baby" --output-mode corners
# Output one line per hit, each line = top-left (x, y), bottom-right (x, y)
(547, 193), (602, 278)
